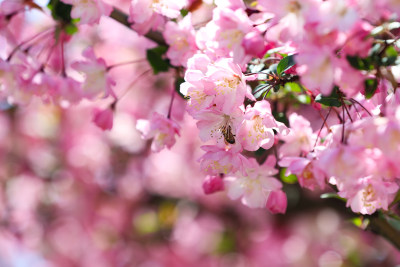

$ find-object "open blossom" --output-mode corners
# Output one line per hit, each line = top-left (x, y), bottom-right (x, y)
(71, 48), (116, 100)
(194, 108), (244, 145)
(61, 0), (112, 25)
(279, 148), (326, 191)
(197, 8), (254, 64)
(261, 0), (320, 43)
(279, 113), (315, 157)
(237, 100), (288, 151)
(199, 144), (248, 175)
(129, 0), (187, 25)
(180, 54), (214, 114)
(296, 45), (337, 95)
(316, 0), (359, 34)
(224, 156), (283, 209)
(205, 58), (251, 113)
(164, 14), (197, 67)
(136, 112), (180, 152)
(181, 56), (252, 115)
(180, 81), (214, 115)
(318, 145), (377, 187)
(339, 177), (399, 215)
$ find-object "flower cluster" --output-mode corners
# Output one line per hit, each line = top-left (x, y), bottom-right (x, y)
(2, 0), (400, 217)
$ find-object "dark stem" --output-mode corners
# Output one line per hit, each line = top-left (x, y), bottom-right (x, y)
(350, 98), (372, 116)
(313, 107), (332, 150)
(341, 105), (346, 144)
(107, 59), (146, 71)
(116, 69), (152, 104)
(167, 90), (175, 119)
(6, 27), (54, 61)
(60, 39), (66, 77)
(340, 97), (353, 122)
(367, 215), (400, 250)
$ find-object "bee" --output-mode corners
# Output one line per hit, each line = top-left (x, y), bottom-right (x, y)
(221, 124), (236, 144)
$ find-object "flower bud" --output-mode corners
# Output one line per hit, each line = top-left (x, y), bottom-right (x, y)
(202, 175), (224, 195)
(266, 190), (287, 214)
(93, 108), (113, 131)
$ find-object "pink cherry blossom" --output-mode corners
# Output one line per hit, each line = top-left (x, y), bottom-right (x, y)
(316, 0), (359, 34)
(261, 0), (320, 43)
(202, 175), (224, 194)
(136, 112), (180, 152)
(296, 45), (337, 95)
(197, 8), (254, 64)
(205, 58), (251, 114)
(71, 47), (116, 100)
(194, 107), (243, 145)
(129, 0), (187, 25)
(339, 177), (399, 214)
(279, 150), (326, 191)
(266, 190), (287, 214)
(92, 107), (114, 131)
(164, 14), (197, 67)
(199, 144), (248, 175)
(279, 113), (315, 157)
(61, 0), (112, 25)
(237, 100), (288, 151)
(224, 156), (283, 208)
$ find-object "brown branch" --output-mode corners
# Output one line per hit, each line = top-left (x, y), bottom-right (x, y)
(109, 8), (167, 46)
(367, 215), (400, 250)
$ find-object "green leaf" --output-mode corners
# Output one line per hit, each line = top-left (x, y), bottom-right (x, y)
(180, 9), (189, 17)
(47, 0), (73, 23)
(253, 84), (271, 99)
(390, 190), (400, 208)
(381, 45), (398, 66)
(280, 168), (298, 184)
(296, 94), (311, 104)
(64, 24), (78, 35)
(276, 55), (295, 76)
(346, 55), (373, 70)
(47, 0), (79, 35)
(262, 63), (278, 76)
(146, 46), (170, 74)
(385, 215), (400, 231)
(351, 217), (363, 227)
(364, 78), (378, 99)
(284, 82), (302, 93)
(272, 84), (281, 92)
(315, 88), (342, 107)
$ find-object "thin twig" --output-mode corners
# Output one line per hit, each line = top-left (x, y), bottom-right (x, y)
(350, 98), (372, 116)
(313, 107), (332, 150)
(116, 69), (152, 103)
(107, 59), (146, 70)
(167, 90), (175, 119)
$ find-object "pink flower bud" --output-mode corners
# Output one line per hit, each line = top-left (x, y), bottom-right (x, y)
(202, 175), (224, 195)
(93, 108), (113, 131)
(266, 190), (287, 214)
